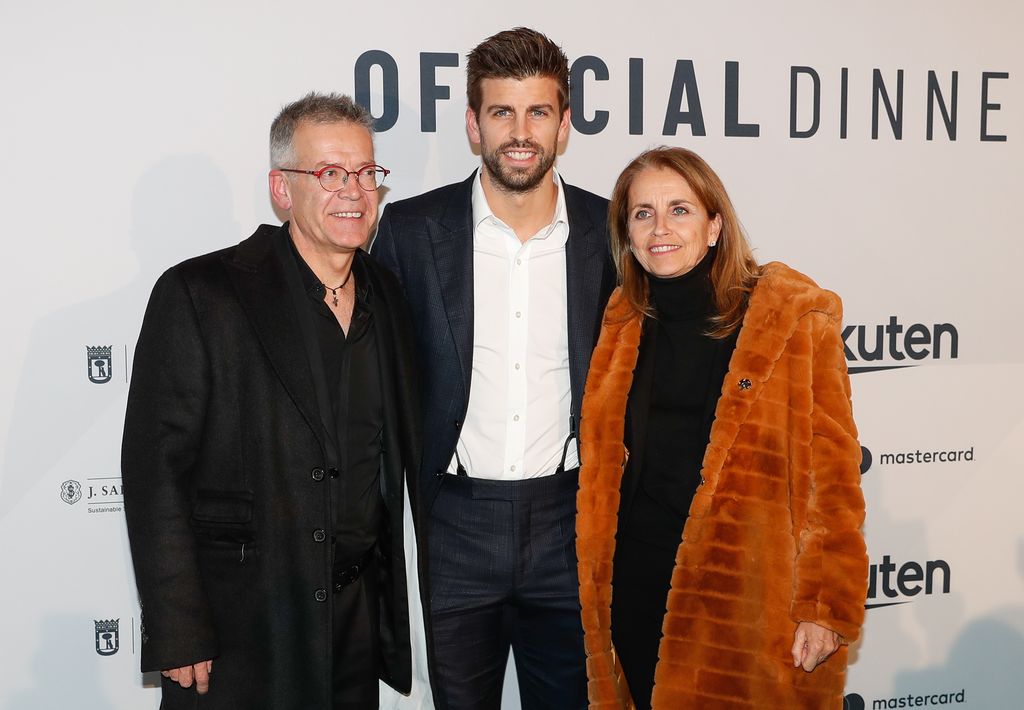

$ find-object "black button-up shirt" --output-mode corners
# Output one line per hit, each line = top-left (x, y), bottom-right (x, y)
(287, 239), (384, 565)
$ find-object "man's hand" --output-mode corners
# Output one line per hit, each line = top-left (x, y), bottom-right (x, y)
(791, 622), (840, 672)
(162, 659), (213, 693)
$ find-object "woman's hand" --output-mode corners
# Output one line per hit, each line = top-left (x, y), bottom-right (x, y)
(791, 622), (840, 672)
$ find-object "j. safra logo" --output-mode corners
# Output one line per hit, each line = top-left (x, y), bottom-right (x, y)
(866, 555), (951, 609)
(87, 482), (123, 500)
(60, 480), (82, 505)
(844, 317), (958, 374)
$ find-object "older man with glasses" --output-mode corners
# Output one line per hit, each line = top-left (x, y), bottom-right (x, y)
(122, 92), (424, 710)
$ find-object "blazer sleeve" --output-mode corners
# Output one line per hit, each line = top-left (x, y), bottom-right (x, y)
(790, 306), (868, 643)
(122, 267), (219, 671)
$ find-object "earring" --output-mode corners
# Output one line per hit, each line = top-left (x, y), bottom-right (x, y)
(709, 240), (717, 247)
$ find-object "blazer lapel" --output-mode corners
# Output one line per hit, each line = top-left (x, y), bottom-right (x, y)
(427, 174), (475, 398)
(564, 184), (610, 418)
(225, 224), (331, 453)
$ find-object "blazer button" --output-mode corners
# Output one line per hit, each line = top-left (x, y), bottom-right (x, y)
(311, 467), (325, 481)
(312, 529), (326, 543)
(314, 589), (327, 602)
(436, 469), (445, 479)
(329, 467), (340, 479)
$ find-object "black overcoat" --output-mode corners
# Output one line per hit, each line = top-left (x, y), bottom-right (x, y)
(122, 223), (423, 709)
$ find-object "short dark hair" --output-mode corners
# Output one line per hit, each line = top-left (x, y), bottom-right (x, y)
(466, 27), (569, 116)
(269, 92), (373, 168)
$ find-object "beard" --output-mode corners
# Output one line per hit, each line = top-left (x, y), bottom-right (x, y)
(480, 138), (557, 194)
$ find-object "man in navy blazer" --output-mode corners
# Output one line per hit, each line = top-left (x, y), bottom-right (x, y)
(373, 28), (615, 710)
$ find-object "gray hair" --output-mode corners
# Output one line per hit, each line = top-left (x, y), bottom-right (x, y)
(269, 92), (374, 168)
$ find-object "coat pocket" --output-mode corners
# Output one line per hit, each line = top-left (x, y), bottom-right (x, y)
(190, 490), (256, 546)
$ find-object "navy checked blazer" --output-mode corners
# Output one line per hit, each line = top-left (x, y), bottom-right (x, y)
(371, 172), (615, 511)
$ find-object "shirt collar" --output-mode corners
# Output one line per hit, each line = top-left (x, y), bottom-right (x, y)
(286, 228), (372, 305)
(471, 169), (569, 244)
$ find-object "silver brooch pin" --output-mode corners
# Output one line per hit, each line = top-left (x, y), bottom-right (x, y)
(738, 378), (752, 390)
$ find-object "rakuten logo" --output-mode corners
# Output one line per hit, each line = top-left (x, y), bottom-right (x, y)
(844, 317), (958, 374)
(866, 555), (951, 609)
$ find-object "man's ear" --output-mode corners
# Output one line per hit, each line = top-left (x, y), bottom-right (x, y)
(557, 107), (571, 143)
(466, 107), (482, 146)
(269, 171), (292, 212)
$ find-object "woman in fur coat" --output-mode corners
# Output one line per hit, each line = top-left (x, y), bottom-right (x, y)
(576, 147), (868, 709)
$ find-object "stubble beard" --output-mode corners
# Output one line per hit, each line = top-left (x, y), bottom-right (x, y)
(481, 139), (556, 195)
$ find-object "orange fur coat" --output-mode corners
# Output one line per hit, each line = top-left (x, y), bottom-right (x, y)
(576, 262), (867, 709)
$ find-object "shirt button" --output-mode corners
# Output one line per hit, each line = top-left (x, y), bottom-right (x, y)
(314, 589), (327, 602)
(514, 363), (520, 370)
(311, 467), (324, 481)
(513, 414), (520, 422)
(313, 529), (326, 543)
(510, 465), (517, 472)
(516, 259), (522, 266)
(515, 311), (522, 318)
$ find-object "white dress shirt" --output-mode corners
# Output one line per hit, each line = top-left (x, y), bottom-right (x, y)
(449, 170), (578, 480)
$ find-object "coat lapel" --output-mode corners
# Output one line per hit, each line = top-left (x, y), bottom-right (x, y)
(224, 224), (331, 452)
(700, 263), (805, 489)
(564, 184), (610, 418)
(427, 175), (475, 398)
(576, 288), (641, 700)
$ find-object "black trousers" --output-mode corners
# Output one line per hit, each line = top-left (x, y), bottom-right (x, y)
(611, 532), (680, 710)
(428, 469), (588, 710)
(332, 554), (380, 710)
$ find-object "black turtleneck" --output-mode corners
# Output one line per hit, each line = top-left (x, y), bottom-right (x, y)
(634, 248), (720, 541)
(611, 249), (736, 710)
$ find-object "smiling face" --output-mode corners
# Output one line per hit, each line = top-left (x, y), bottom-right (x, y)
(269, 120), (378, 257)
(466, 76), (570, 195)
(626, 167), (722, 279)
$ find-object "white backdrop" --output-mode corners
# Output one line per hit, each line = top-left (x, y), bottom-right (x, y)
(2, 1), (1023, 708)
